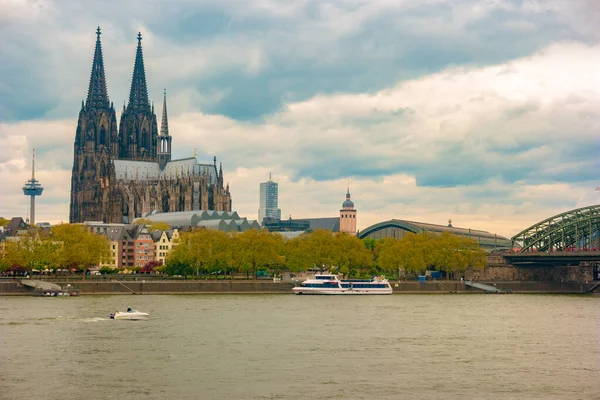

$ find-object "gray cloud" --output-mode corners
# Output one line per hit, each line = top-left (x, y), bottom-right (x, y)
(1, 0), (598, 122)
(1, 0), (599, 237)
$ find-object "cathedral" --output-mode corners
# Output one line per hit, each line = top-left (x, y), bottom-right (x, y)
(70, 28), (232, 223)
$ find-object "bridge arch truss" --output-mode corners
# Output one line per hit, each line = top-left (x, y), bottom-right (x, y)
(511, 205), (600, 253)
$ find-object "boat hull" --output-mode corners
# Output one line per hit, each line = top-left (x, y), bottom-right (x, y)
(111, 312), (149, 320)
(292, 287), (392, 295)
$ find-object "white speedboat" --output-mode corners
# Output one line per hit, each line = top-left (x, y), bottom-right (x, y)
(110, 308), (149, 320)
(292, 273), (393, 295)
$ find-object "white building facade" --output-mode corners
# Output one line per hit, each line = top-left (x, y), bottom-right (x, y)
(258, 174), (281, 224)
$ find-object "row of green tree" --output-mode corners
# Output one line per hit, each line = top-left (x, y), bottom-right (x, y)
(0, 224), (110, 274)
(166, 228), (487, 279)
(1, 224), (487, 280)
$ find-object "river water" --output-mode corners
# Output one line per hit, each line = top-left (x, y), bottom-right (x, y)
(1, 294), (599, 400)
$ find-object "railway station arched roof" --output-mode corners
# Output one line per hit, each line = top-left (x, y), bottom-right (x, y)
(359, 219), (511, 250)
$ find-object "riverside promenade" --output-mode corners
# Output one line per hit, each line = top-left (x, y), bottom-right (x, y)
(0, 279), (598, 295)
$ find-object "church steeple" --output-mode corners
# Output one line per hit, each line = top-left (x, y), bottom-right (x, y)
(127, 32), (150, 113)
(218, 162), (223, 186)
(70, 27), (119, 223)
(119, 32), (158, 161)
(158, 89), (172, 169)
(160, 89), (169, 137)
(339, 186), (357, 236)
(86, 27), (109, 110)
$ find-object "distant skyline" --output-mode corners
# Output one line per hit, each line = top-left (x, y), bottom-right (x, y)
(1, 0), (599, 237)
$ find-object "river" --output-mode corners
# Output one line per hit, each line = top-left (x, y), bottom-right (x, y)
(1, 294), (599, 399)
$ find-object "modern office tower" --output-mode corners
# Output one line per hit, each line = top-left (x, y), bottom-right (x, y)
(258, 173), (281, 224)
(339, 188), (356, 235)
(22, 149), (44, 226)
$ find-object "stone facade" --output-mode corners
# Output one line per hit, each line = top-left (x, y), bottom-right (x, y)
(465, 255), (596, 282)
(70, 28), (231, 224)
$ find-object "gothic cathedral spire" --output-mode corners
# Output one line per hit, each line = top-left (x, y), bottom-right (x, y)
(160, 89), (169, 137)
(119, 32), (158, 161)
(70, 27), (119, 223)
(86, 27), (109, 110)
(158, 89), (172, 169)
(127, 32), (150, 113)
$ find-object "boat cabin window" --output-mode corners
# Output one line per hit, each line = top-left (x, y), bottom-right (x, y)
(315, 275), (335, 280)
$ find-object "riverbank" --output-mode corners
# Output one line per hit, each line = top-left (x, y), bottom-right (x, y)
(0, 280), (598, 295)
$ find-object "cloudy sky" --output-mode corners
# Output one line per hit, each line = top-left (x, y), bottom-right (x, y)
(1, 0), (599, 238)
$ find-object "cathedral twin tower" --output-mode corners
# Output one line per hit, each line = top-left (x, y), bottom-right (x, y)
(70, 28), (231, 223)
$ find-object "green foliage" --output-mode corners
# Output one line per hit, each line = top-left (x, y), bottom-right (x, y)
(2, 235), (60, 270)
(164, 259), (193, 277)
(0, 217), (9, 227)
(167, 229), (231, 278)
(362, 237), (377, 252)
(51, 224), (111, 272)
(0, 224), (110, 273)
(99, 266), (113, 274)
(377, 231), (488, 279)
(282, 230), (372, 278)
(333, 233), (373, 277)
(237, 229), (285, 278)
(132, 218), (170, 232)
(156, 227), (487, 280)
(285, 229), (339, 272)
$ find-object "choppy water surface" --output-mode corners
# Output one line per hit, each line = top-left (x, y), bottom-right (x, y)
(1, 294), (599, 400)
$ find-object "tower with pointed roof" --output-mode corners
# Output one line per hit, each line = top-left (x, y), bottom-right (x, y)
(69, 27), (119, 223)
(119, 33), (159, 161)
(70, 28), (232, 224)
(158, 89), (172, 169)
(339, 187), (357, 235)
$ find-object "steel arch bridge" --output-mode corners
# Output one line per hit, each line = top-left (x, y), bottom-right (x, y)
(511, 205), (600, 253)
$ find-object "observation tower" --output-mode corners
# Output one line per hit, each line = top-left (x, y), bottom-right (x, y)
(22, 149), (44, 226)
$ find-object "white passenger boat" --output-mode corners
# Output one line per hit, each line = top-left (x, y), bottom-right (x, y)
(292, 273), (393, 295)
(110, 308), (149, 320)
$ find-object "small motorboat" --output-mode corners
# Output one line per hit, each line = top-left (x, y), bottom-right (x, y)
(109, 307), (149, 320)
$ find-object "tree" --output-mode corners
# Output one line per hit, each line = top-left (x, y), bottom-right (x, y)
(51, 224), (110, 276)
(141, 260), (162, 274)
(0, 217), (9, 227)
(149, 222), (171, 232)
(333, 233), (373, 277)
(237, 229), (285, 279)
(377, 233), (434, 277)
(1, 234), (60, 271)
(432, 233), (487, 279)
(285, 229), (341, 272)
(132, 218), (170, 232)
(167, 229), (230, 279)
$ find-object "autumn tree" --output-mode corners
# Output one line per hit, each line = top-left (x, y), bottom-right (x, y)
(237, 229), (285, 279)
(1, 233), (59, 271)
(132, 218), (170, 232)
(332, 233), (373, 277)
(51, 224), (110, 275)
(432, 233), (487, 279)
(285, 229), (341, 272)
(167, 228), (231, 278)
(377, 232), (435, 277)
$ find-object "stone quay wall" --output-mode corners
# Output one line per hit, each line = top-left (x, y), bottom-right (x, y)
(0, 280), (597, 295)
(468, 260), (595, 282)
